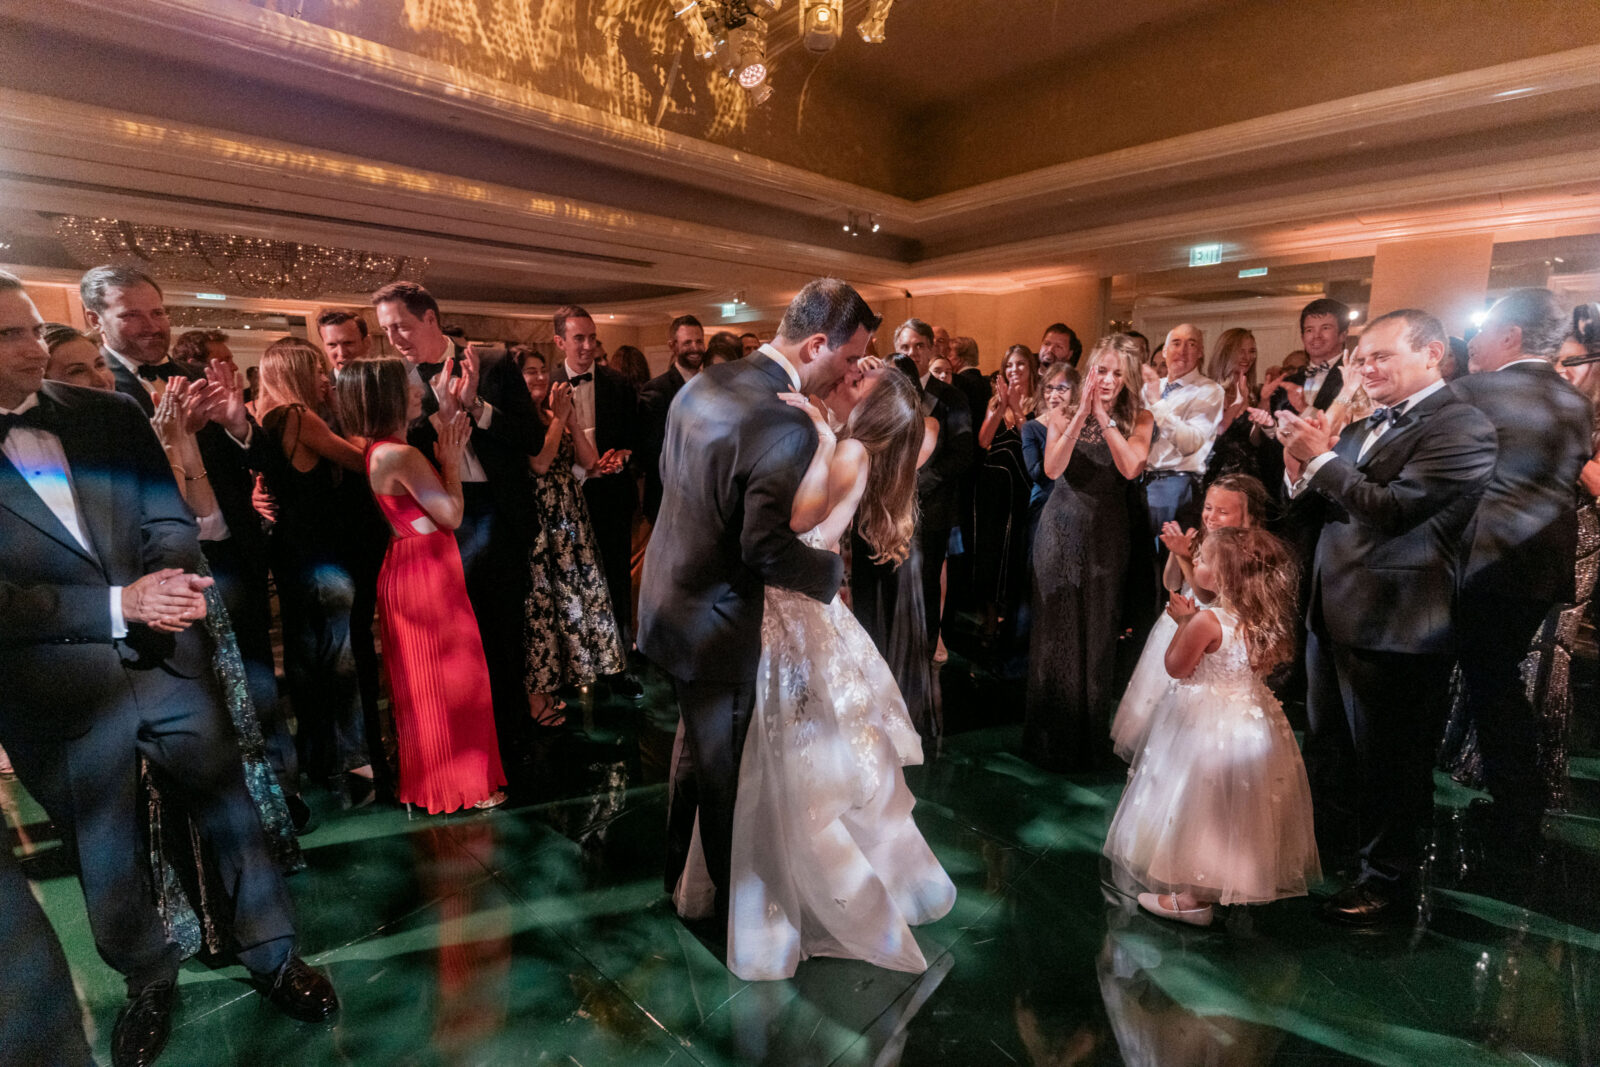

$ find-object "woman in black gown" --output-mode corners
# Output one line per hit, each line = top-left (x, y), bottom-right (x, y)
(976, 346), (1039, 639)
(1024, 335), (1154, 772)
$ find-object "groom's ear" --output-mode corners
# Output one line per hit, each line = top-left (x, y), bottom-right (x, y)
(797, 333), (828, 363)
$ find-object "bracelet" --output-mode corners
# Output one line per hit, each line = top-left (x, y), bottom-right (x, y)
(185, 470), (209, 481)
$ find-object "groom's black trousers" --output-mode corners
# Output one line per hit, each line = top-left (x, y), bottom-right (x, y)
(665, 677), (756, 913)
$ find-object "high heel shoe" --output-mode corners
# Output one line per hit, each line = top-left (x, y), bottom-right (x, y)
(473, 790), (508, 811)
(1137, 892), (1214, 926)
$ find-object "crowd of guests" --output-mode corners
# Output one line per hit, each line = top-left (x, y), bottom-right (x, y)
(3, 256), (1598, 1063)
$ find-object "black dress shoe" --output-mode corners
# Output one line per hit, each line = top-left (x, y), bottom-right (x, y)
(1321, 881), (1405, 927)
(609, 672), (644, 702)
(112, 978), (177, 1067)
(252, 957), (339, 1022)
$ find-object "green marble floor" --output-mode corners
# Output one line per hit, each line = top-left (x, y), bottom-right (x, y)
(6, 656), (1599, 1066)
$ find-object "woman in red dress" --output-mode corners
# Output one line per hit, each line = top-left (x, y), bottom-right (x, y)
(336, 357), (507, 813)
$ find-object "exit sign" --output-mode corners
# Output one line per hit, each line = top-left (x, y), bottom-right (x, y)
(1189, 244), (1223, 267)
(1238, 267), (1268, 278)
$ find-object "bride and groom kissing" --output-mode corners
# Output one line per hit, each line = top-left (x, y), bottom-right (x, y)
(639, 278), (956, 982)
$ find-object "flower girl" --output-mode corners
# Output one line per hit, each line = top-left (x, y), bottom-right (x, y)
(1110, 474), (1269, 762)
(1103, 526), (1319, 925)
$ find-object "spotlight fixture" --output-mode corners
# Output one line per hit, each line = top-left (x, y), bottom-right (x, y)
(675, 0), (719, 60)
(857, 0), (896, 43)
(731, 21), (768, 87)
(733, 290), (747, 305)
(799, 0), (843, 54)
(841, 211), (877, 236)
(1348, 309), (1361, 322)
(746, 82), (774, 106)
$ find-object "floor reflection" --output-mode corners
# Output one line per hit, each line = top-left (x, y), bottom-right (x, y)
(4, 649), (1599, 1065)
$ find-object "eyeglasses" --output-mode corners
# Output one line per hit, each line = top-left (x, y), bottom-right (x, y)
(1043, 384), (1074, 394)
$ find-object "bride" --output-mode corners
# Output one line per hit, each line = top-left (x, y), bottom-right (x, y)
(711, 361), (957, 981)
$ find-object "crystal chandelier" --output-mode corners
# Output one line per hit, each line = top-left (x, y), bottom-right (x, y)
(53, 216), (427, 300)
(674, 0), (898, 106)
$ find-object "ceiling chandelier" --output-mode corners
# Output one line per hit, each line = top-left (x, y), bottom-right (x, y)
(674, 0), (898, 106)
(53, 216), (427, 300)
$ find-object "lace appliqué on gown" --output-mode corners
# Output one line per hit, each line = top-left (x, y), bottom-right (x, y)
(725, 528), (955, 981)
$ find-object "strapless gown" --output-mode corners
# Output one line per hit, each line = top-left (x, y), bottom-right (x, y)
(726, 529), (956, 981)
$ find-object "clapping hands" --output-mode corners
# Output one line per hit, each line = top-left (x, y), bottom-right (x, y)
(432, 409), (472, 474)
(1159, 521), (1197, 560)
(1165, 590), (1199, 624)
(123, 568), (212, 633)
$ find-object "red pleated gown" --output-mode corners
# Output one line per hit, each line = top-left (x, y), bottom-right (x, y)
(368, 446), (506, 814)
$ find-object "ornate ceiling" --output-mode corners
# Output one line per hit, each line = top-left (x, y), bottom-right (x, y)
(1, 0), (1598, 323)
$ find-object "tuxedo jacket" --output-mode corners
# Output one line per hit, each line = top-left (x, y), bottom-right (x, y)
(1304, 385), (1496, 654)
(910, 366), (975, 531)
(638, 354), (843, 683)
(953, 368), (993, 446)
(550, 361), (639, 524)
(108, 353), (268, 570)
(407, 344), (545, 541)
(0, 383), (209, 741)
(1452, 362), (1592, 604)
(1271, 362), (1344, 414)
(638, 364), (689, 523)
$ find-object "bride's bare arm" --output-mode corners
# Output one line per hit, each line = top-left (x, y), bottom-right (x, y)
(811, 439), (870, 550)
(784, 393), (838, 533)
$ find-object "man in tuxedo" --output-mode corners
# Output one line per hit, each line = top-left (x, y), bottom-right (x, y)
(83, 266), (298, 811)
(1456, 288), (1592, 838)
(947, 335), (991, 617)
(317, 307), (390, 796)
(373, 281), (546, 766)
(1279, 308), (1497, 925)
(638, 314), (707, 524)
(884, 317), (974, 652)
(0, 272), (336, 1067)
(317, 307), (373, 370)
(640, 278), (876, 922)
(551, 304), (645, 700)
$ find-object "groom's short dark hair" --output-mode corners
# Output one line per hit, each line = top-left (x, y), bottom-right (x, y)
(777, 279), (882, 349)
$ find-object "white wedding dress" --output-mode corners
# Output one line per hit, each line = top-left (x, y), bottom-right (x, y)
(722, 528), (956, 982)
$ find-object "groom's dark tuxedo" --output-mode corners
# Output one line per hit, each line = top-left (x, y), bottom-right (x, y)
(1297, 382), (1496, 885)
(639, 352), (843, 909)
(0, 382), (295, 989)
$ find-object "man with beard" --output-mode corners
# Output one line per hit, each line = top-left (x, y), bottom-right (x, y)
(639, 315), (707, 524)
(84, 265), (298, 816)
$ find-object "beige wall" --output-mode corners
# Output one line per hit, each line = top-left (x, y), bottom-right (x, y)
(874, 278), (1106, 372)
(1368, 235), (1496, 336)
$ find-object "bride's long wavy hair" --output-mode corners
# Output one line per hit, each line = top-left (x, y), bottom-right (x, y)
(847, 369), (923, 566)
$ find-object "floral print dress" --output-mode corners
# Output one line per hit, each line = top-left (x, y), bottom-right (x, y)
(525, 431), (626, 692)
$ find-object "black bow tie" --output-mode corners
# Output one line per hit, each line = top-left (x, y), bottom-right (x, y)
(137, 362), (179, 382)
(0, 401), (48, 441)
(1308, 362), (1334, 375)
(568, 372), (593, 385)
(1368, 405), (1405, 429)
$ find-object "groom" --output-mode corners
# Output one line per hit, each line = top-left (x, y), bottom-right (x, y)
(640, 278), (881, 923)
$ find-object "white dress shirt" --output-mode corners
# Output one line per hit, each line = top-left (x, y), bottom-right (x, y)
(1145, 369), (1226, 474)
(1302, 354), (1343, 403)
(756, 343), (802, 390)
(1287, 378), (1449, 497)
(1, 393), (127, 636)
(563, 356), (599, 478)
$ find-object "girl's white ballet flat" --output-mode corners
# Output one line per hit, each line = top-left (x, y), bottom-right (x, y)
(1137, 892), (1214, 927)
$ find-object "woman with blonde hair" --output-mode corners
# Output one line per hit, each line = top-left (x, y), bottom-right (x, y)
(1202, 327), (1263, 484)
(256, 337), (378, 802)
(714, 364), (956, 981)
(1025, 334), (1155, 772)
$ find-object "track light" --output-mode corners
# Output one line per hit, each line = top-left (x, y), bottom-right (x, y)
(799, 0), (843, 54)
(731, 21), (768, 88)
(869, 213), (881, 233)
(857, 0), (895, 43)
(675, 0), (719, 60)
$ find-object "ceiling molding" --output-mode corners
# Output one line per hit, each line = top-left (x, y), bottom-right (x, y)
(911, 44), (1600, 229)
(7, 0), (911, 223)
(11, 0), (1599, 242)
